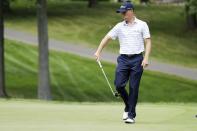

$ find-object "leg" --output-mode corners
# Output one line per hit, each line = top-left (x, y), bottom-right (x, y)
(114, 55), (130, 112)
(128, 55), (143, 118)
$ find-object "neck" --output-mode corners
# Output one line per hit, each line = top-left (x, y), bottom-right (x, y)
(126, 16), (135, 24)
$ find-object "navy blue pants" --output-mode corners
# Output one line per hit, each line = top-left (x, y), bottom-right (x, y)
(114, 54), (143, 119)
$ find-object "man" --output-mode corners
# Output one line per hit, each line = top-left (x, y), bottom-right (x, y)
(94, 1), (151, 124)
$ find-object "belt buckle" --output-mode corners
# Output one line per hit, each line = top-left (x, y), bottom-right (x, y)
(127, 54), (135, 57)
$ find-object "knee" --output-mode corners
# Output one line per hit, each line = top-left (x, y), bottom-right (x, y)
(114, 81), (126, 92)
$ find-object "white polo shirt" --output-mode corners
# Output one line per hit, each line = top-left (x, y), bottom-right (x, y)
(107, 17), (150, 54)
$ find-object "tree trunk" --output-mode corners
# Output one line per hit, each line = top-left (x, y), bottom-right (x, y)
(185, 3), (197, 29)
(3, 0), (11, 12)
(88, 0), (97, 8)
(0, 0), (7, 97)
(37, 0), (51, 100)
(186, 13), (197, 29)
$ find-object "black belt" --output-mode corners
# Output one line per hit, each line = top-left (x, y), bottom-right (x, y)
(121, 53), (142, 57)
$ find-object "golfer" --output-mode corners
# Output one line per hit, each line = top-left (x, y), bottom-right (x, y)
(94, 1), (151, 124)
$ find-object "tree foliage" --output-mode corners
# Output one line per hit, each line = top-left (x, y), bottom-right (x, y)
(186, 0), (197, 15)
(185, 0), (197, 29)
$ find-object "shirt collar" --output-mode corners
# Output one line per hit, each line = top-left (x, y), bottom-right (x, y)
(123, 17), (138, 26)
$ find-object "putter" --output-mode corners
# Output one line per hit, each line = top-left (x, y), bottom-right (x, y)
(97, 60), (119, 98)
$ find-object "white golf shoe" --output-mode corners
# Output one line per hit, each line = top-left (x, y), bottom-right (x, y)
(122, 112), (128, 120)
(125, 117), (135, 124)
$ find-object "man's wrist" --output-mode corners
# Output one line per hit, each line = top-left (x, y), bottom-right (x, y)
(144, 56), (149, 60)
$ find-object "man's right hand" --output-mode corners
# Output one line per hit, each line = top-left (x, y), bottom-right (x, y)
(94, 52), (100, 61)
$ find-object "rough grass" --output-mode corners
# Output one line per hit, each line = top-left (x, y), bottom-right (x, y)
(4, 39), (197, 102)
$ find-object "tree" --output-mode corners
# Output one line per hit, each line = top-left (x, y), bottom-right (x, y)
(88, 0), (97, 8)
(0, 0), (8, 97)
(37, 0), (51, 100)
(3, 0), (11, 12)
(140, 0), (149, 4)
(185, 0), (197, 29)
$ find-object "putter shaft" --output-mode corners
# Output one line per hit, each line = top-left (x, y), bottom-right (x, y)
(97, 60), (115, 96)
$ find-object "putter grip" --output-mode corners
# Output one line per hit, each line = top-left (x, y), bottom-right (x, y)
(97, 60), (102, 68)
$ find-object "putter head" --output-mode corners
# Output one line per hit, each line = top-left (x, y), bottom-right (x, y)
(114, 92), (120, 98)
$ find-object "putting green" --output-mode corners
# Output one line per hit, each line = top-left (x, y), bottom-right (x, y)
(0, 99), (196, 131)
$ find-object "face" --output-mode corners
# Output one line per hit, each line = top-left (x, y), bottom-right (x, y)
(121, 10), (134, 22)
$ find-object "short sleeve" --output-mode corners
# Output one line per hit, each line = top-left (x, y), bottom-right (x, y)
(107, 24), (120, 40)
(142, 22), (150, 39)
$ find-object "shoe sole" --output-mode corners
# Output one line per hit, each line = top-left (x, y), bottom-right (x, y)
(124, 118), (135, 124)
(125, 121), (135, 124)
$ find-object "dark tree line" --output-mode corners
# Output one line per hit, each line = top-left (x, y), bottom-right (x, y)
(185, 0), (197, 29)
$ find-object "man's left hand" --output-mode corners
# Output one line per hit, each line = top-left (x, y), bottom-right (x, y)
(141, 59), (149, 69)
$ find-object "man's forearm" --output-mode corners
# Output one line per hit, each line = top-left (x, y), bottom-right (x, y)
(144, 38), (151, 60)
(95, 35), (111, 55)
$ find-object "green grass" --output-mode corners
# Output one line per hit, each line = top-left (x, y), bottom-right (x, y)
(4, 0), (197, 68)
(4, 39), (197, 102)
(0, 99), (197, 131)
